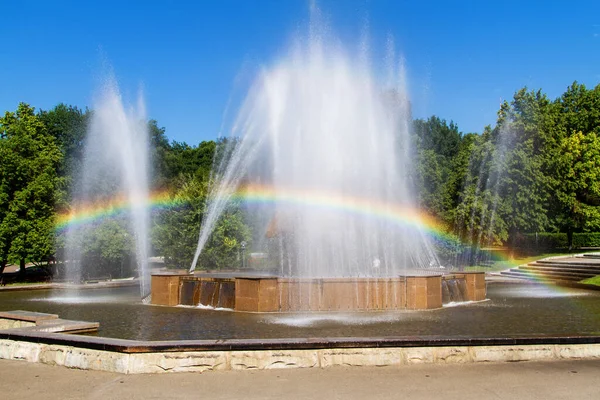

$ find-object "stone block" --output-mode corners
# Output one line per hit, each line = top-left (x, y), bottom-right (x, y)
(129, 351), (228, 373)
(257, 279), (279, 312)
(322, 281), (357, 311)
(280, 281), (315, 311)
(320, 348), (401, 367)
(406, 276), (442, 309)
(0, 339), (15, 360)
(555, 344), (600, 359)
(151, 275), (182, 306)
(64, 347), (129, 373)
(0, 319), (36, 329)
(471, 345), (555, 362)
(433, 346), (472, 363)
(10, 341), (42, 362)
(464, 272), (486, 301)
(39, 345), (69, 366)
(403, 347), (435, 364)
(230, 350), (318, 370)
(235, 279), (260, 312)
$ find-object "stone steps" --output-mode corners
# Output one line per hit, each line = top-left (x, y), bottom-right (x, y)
(500, 255), (600, 283)
(532, 259), (600, 266)
(0, 310), (98, 334)
(521, 264), (600, 275)
(500, 270), (580, 282)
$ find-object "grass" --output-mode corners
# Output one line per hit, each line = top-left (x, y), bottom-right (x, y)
(0, 281), (52, 287)
(581, 276), (600, 287)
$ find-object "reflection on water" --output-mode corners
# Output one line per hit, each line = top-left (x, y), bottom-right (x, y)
(260, 312), (418, 328)
(0, 283), (599, 340)
(442, 300), (480, 308)
(491, 284), (592, 298)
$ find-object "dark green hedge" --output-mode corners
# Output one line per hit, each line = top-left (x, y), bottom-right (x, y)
(572, 232), (600, 248)
(517, 233), (568, 249)
(516, 232), (600, 249)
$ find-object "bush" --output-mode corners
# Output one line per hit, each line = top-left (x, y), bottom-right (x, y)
(572, 233), (600, 248)
(516, 233), (568, 249)
(515, 232), (600, 249)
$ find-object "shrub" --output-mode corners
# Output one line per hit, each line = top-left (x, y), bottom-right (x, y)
(572, 233), (600, 248)
(516, 233), (568, 249)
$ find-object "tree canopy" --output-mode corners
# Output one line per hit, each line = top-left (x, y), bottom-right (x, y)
(2, 80), (600, 278)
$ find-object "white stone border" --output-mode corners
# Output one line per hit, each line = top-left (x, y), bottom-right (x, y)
(1, 339), (599, 374)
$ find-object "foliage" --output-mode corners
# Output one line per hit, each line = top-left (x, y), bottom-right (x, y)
(571, 233), (600, 248)
(38, 104), (89, 199)
(516, 233), (569, 250)
(152, 176), (208, 269)
(412, 116), (462, 221)
(195, 205), (252, 270)
(77, 219), (136, 279)
(4, 80), (600, 275)
(152, 174), (251, 270)
(554, 131), (600, 233)
(0, 103), (63, 274)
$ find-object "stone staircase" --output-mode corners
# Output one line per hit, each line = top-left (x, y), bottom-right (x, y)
(500, 254), (600, 283)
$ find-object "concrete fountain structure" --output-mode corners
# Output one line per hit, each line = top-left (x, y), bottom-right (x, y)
(149, 13), (486, 312)
(151, 273), (486, 311)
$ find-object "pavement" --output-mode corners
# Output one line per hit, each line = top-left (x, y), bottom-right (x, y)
(1, 358), (599, 400)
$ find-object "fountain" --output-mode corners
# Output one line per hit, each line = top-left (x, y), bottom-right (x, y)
(65, 76), (151, 299)
(6, 7), (600, 378)
(151, 14), (486, 311)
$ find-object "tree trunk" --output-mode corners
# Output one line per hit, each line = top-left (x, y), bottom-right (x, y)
(508, 228), (518, 260)
(19, 258), (26, 277)
(0, 261), (6, 285)
(567, 228), (573, 251)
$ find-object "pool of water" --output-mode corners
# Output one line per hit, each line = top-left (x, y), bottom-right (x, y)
(1, 282), (599, 340)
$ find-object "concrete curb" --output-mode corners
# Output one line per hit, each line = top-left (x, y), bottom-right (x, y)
(1, 330), (600, 374)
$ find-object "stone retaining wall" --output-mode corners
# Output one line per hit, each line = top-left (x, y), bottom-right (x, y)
(1, 338), (599, 374)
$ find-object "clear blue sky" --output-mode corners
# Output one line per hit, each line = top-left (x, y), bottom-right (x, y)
(2, 0), (599, 143)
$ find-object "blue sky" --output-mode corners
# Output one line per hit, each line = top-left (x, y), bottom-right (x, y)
(2, 0), (599, 143)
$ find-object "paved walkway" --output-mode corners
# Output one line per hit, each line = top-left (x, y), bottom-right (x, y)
(1, 358), (599, 399)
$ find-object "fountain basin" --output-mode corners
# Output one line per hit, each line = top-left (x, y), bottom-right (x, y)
(151, 272), (486, 311)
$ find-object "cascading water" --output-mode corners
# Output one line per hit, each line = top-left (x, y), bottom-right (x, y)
(65, 77), (151, 298)
(190, 19), (438, 278)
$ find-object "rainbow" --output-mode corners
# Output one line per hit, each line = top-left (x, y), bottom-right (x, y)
(56, 184), (455, 243)
(229, 184), (457, 244)
(56, 184), (589, 298)
(55, 190), (187, 233)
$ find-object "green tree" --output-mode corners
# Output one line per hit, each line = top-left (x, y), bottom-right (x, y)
(162, 140), (217, 183)
(412, 117), (463, 223)
(0, 103), (63, 276)
(152, 174), (251, 270)
(148, 120), (171, 189)
(554, 131), (600, 238)
(549, 82), (600, 245)
(493, 89), (553, 247)
(453, 127), (508, 246)
(38, 104), (89, 199)
(152, 175), (208, 268)
(77, 219), (135, 280)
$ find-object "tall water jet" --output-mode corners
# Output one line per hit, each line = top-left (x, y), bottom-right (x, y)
(65, 77), (151, 298)
(190, 18), (438, 278)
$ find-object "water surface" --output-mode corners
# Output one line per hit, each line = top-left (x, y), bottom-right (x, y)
(1, 283), (599, 341)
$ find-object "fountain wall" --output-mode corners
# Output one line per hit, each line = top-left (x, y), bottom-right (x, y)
(150, 272), (486, 311)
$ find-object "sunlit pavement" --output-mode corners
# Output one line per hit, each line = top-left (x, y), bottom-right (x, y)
(1, 358), (599, 400)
